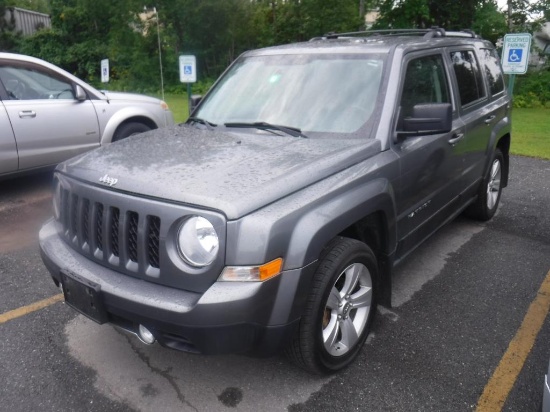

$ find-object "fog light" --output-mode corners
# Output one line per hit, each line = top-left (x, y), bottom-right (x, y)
(138, 324), (156, 345)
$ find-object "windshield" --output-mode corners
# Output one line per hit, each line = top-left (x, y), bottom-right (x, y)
(195, 53), (385, 136)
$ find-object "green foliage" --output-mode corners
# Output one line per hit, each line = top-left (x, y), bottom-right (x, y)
(5, 0), (550, 108)
(0, 0), (21, 50)
(374, 0), (481, 30)
(374, 0), (431, 28)
(472, 1), (507, 43)
(513, 67), (550, 108)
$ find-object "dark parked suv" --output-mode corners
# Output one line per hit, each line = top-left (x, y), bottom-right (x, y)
(40, 28), (511, 374)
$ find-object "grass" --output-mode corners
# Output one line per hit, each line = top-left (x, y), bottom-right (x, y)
(160, 94), (550, 160)
(511, 108), (550, 160)
(162, 93), (189, 123)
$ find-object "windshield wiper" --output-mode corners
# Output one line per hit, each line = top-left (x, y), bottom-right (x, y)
(224, 121), (308, 138)
(187, 117), (217, 130)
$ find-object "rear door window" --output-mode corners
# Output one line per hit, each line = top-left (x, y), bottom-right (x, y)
(450, 50), (486, 107)
(481, 48), (505, 96)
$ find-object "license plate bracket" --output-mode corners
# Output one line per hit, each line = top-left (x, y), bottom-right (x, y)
(60, 270), (108, 324)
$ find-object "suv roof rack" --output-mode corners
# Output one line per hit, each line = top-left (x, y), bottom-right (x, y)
(311, 27), (480, 41)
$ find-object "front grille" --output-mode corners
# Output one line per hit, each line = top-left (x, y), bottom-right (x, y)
(59, 188), (161, 273)
(53, 173), (226, 292)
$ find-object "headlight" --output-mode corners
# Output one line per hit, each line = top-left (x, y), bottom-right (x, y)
(177, 216), (219, 267)
(53, 179), (61, 220)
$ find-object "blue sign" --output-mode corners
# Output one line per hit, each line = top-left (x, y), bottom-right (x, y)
(179, 55), (197, 83)
(508, 49), (523, 63)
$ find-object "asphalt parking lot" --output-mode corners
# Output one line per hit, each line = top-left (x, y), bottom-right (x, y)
(1, 155), (549, 411)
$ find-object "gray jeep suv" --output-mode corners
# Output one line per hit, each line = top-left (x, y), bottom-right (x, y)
(39, 28), (511, 374)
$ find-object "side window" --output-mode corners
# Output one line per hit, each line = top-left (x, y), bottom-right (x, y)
(481, 48), (505, 96)
(399, 54), (450, 122)
(0, 64), (74, 101)
(450, 50), (486, 106)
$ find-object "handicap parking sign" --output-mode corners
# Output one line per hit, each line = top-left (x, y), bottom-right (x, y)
(179, 55), (197, 83)
(501, 33), (531, 74)
(508, 49), (523, 63)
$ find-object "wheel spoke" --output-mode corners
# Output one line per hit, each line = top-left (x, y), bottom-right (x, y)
(491, 160), (501, 179)
(341, 264), (362, 296)
(488, 192), (497, 208)
(326, 286), (341, 310)
(323, 315), (339, 350)
(340, 317), (359, 349)
(349, 286), (372, 308)
(487, 159), (502, 210)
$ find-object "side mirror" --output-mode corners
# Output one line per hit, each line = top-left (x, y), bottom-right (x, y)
(401, 103), (452, 135)
(75, 84), (87, 102)
(190, 94), (202, 114)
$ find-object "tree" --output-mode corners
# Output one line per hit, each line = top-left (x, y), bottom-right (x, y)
(373, 0), (431, 28)
(374, 0), (505, 36)
(473, 0), (507, 43)
(0, 0), (21, 50)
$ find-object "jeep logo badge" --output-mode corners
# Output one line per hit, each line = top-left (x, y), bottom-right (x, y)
(99, 174), (118, 187)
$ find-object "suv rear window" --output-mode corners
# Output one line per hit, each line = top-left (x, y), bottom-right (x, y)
(450, 50), (486, 106)
(481, 48), (505, 96)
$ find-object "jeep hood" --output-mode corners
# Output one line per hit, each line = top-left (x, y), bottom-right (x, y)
(58, 125), (381, 219)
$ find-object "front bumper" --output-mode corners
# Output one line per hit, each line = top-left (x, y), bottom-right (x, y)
(39, 218), (315, 356)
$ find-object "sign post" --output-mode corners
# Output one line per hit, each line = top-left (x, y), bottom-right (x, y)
(100, 59), (109, 83)
(179, 55), (197, 116)
(501, 33), (531, 94)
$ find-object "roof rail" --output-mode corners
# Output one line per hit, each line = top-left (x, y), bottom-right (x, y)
(312, 27), (479, 41)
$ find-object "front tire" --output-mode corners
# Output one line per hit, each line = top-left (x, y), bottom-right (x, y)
(286, 237), (377, 374)
(113, 122), (152, 142)
(466, 148), (504, 221)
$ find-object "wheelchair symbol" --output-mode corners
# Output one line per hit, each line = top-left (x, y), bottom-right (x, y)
(508, 49), (522, 62)
(184, 65), (192, 75)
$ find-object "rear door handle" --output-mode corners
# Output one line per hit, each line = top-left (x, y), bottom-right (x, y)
(448, 133), (464, 146)
(19, 110), (36, 118)
(484, 115), (496, 125)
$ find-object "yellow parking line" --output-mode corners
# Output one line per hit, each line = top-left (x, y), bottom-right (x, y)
(477, 269), (550, 411)
(0, 294), (64, 325)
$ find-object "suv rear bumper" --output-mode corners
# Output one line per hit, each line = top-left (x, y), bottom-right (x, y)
(39, 219), (313, 356)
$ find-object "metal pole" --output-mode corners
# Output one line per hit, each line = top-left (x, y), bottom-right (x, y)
(187, 83), (192, 117)
(154, 7), (165, 101)
(508, 73), (516, 96)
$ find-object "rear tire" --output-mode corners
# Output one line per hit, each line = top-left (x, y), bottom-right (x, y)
(466, 148), (504, 221)
(113, 122), (151, 142)
(285, 237), (377, 374)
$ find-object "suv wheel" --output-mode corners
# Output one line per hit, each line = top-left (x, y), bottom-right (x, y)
(466, 148), (503, 221)
(286, 237), (377, 374)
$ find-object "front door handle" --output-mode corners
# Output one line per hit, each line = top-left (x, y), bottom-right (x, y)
(484, 115), (496, 125)
(448, 133), (464, 146)
(19, 110), (36, 118)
